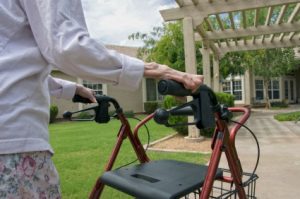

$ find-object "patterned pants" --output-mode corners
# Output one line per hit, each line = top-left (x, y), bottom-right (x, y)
(0, 151), (61, 199)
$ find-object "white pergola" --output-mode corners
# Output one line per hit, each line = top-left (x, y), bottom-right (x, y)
(160, 0), (300, 137)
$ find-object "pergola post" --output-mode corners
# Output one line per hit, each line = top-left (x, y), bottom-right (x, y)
(183, 17), (200, 138)
(201, 47), (212, 87)
(213, 57), (220, 92)
(244, 69), (253, 105)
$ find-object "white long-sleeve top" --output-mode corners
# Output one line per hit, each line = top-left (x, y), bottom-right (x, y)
(0, 0), (144, 154)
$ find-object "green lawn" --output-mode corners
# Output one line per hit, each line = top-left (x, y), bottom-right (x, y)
(274, 111), (300, 121)
(49, 117), (210, 199)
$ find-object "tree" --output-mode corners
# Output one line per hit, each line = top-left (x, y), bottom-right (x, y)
(129, 22), (203, 74)
(220, 51), (246, 78)
(245, 48), (298, 108)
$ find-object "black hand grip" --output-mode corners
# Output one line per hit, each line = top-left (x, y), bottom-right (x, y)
(170, 106), (194, 116)
(154, 107), (194, 125)
(158, 80), (193, 96)
(72, 95), (93, 104)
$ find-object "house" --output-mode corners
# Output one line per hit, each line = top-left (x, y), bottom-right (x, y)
(221, 69), (300, 106)
(222, 48), (300, 105)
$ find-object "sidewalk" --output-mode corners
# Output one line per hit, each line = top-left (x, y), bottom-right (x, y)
(219, 104), (300, 198)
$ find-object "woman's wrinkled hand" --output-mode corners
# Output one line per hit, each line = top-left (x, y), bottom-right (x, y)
(75, 84), (97, 103)
(143, 62), (204, 92)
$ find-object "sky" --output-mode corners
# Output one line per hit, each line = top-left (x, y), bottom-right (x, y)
(81, 0), (176, 46)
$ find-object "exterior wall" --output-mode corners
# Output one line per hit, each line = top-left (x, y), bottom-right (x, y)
(106, 84), (143, 113)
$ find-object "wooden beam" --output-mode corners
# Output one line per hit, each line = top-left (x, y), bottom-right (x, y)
(276, 5), (288, 24)
(192, 0), (199, 6)
(252, 36), (256, 44)
(254, 8), (259, 27)
(219, 35), (300, 53)
(265, 6), (274, 26)
(215, 13), (231, 46)
(204, 18), (213, 31)
(242, 10), (247, 28)
(288, 3), (300, 23)
(175, 0), (185, 7)
(160, 0), (300, 23)
(253, 8), (259, 43)
(288, 32), (297, 40)
(228, 12), (238, 45)
(278, 33), (285, 41)
(242, 10), (247, 44)
(201, 21), (300, 40)
(197, 26), (221, 59)
(270, 5), (288, 42)
(215, 14), (224, 30)
(229, 12), (235, 29)
(160, 6), (203, 22)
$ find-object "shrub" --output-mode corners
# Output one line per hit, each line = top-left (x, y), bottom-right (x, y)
(109, 110), (135, 118)
(271, 101), (288, 108)
(77, 112), (93, 119)
(216, 92), (235, 107)
(198, 93), (234, 138)
(124, 110), (135, 118)
(50, 105), (58, 123)
(144, 101), (160, 114)
(162, 95), (188, 135)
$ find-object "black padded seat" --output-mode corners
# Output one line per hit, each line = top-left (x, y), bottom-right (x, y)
(101, 159), (223, 199)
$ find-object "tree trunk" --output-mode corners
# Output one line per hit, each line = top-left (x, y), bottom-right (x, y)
(264, 79), (271, 109)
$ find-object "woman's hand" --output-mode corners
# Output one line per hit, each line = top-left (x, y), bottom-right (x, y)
(143, 62), (204, 92)
(75, 84), (97, 103)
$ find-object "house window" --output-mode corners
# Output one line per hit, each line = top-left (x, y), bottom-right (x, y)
(255, 80), (264, 100)
(233, 80), (242, 100)
(255, 79), (280, 100)
(146, 78), (163, 101)
(222, 79), (243, 101)
(222, 82), (231, 94)
(290, 80), (294, 101)
(284, 81), (289, 99)
(83, 80), (103, 95)
(268, 80), (280, 100)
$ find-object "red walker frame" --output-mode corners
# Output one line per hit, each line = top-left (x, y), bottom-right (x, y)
(88, 106), (251, 199)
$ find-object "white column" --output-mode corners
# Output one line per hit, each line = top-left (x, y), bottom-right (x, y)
(201, 47), (211, 87)
(213, 57), (220, 92)
(183, 17), (199, 138)
(183, 17), (197, 75)
(244, 69), (252, 105)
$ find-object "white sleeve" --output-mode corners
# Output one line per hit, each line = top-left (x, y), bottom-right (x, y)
(48, 76), (76, 100)
(20, 0), (144, 91)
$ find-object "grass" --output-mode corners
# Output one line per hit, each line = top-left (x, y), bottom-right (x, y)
(274, 111), (300, 122)
(49, 117), (210, 199)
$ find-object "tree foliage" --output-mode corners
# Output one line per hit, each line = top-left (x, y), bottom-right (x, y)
(244, 48), (298, 108)
(129, 22), (203, 74)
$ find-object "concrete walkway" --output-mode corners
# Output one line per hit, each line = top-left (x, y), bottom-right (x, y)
(219, 104), (300, 198)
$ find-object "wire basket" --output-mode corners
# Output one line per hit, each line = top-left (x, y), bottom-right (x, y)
(183, 169), (258, 199)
